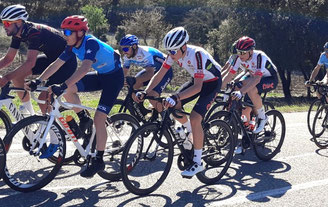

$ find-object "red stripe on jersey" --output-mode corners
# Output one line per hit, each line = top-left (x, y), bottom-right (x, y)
(194, 73), (204, 79)
(229, 68), (237, 74)
(162, 62), (171, 69)
(204, 77), (218, 82)
(254, 71), (263, 76)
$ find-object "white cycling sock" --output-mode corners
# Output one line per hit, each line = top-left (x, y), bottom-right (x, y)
(183, 120), (192, 133)
(22, 101), (35, 115)
(193, 149), (202, 165)
(257, 106), (266, 119)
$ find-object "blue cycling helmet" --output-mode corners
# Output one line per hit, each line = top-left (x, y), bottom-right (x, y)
(120, 34), (139, 46)
(324, 42), (328, 50)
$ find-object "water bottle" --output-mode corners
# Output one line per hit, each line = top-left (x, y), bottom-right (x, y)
(19, 105), (30, 117)
(176, 127), (192, 150)
(241, 115), (249, 128)
(248, 116), (256, 132)
(66, 115), (82, 139)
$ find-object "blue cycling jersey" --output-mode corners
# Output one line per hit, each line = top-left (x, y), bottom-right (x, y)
(59, 35), (121, 74)
(318, 52), (328, 69)
(123, 46), (165, 73)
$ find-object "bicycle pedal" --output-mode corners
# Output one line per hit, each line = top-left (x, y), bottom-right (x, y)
(181, 175), (192, 179)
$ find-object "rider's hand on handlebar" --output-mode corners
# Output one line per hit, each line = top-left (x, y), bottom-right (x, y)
(25, 79), (41, 91)
(135, 91), (147, 103)
(163, 95), (177, 108)
(305, 80), (313, 87)
(231, 90), (243, 100)
(49, 83), (68, 96)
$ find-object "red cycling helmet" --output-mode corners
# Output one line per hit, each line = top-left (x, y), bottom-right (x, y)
(61, 15), (89, 31)
(236, 36), (255, 51)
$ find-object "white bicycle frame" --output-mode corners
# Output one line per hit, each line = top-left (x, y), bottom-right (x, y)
(29, 89), (97, 159)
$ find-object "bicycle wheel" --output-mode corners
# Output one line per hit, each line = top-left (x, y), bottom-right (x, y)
(0, 109), (12, 135)
(110, 99), (130, 115)
(204, 101), (226, 123)
(209, 110), (239, 141)
(121, 123), (173, 195)
(253, 110), (286, 161)
(263, 101), (275, 111)
(197, 119), (234, 184)
(308, 99), (324, 136)
(0, 138), (5, 178)
(97, 113), (140, 181)
(3, 115), (66, 192)
(312, 106), (328, 148)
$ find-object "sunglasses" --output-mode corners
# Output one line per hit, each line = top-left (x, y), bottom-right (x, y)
(63, 29), (74, 36)
(121, 46), (130, 52)
(168, 49), (179, 55)
(237, 50), (248, 56)
(2, 20), (20, 28)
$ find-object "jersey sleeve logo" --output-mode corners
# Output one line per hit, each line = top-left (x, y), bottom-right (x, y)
(195, 52), (203, 69)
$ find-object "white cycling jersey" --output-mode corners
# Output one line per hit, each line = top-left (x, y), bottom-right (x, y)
(162, 45), (221, 81)
(230, 50), (277, 77)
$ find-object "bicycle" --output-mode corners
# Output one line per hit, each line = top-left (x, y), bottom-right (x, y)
(204, 87), (275, 123)
(3, 88), (139, 192)
(0, 138), (5, 179)
(307, 82), (328, 136)
(211, 93), (285, 161)
(120, 96), (234, 195)
(311, 99), (328, 148)
(112, 76), (160, 124)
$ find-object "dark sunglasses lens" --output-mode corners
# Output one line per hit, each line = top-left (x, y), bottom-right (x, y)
(169, 50), (177, 55)
(63, 29), (73, 36)
(122, 47), (130, 52)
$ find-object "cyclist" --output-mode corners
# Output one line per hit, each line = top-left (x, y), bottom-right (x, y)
(137, 27), (222, 177)
(305, 42), (328, 97)
(30, 15), (124, 178)
(120, 34), (173, 113)
(0, 4), (77, 114)
(221, 36), (278, 135)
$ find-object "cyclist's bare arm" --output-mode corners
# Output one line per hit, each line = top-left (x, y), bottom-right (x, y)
(145, 66), (168, 94)
(65, 59), (93, 87)
(240, 75), (261, 94)
(5, 49), (38, 80)
(221, 62), (231, 78)
(178, 77), (203, 100)
(308, 64), (322, 83)
(0, 47), (17, 70)
(39, 58), (66, 81)
(221, 71), (235, 89)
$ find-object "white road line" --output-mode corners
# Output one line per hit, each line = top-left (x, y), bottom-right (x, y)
(209, 178), (328, 206)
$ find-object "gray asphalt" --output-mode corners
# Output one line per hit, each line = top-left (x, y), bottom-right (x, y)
(0, 112), (327, 207)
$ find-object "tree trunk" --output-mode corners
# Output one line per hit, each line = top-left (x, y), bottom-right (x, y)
(299, 64), (311, 99)
(276, 65), (292, 103)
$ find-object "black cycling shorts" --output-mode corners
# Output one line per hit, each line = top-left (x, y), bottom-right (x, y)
(32, 54), (77, 86)
(178, 77), (222, 117)
(76, 68), (124, 114)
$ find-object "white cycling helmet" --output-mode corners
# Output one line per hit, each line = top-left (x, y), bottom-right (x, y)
(1, 4), (28, 21)
(163, 27), (189, 50)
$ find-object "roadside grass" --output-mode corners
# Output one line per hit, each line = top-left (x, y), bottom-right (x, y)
(4, 91), (314, 121)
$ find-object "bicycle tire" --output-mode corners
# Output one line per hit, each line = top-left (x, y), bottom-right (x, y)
(204, 101), (226, 123)
(97, 113), (140, 181)
(3, 115), (66, 192)
(209, 110), (239, 141)
(312, 106), (328, 148)
(112, 99), (130, 115)
(307, 99), (323, 136)
(253, 110), (286, 161)
(263, 101), (275, 111)
(121, 123), (173, 195)
(0, 109), (12, 135)
(0, 138), (5, 179)
(197, 119), (234, 184)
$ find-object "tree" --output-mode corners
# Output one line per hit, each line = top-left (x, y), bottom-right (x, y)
(81, 5), (109, 41)
(118, 7), (171, 48)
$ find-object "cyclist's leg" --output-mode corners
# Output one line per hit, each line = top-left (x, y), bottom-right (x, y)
(81, 69), (124, 178)
(181, 79), (219, 177)
(251, 76), (278, 133)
